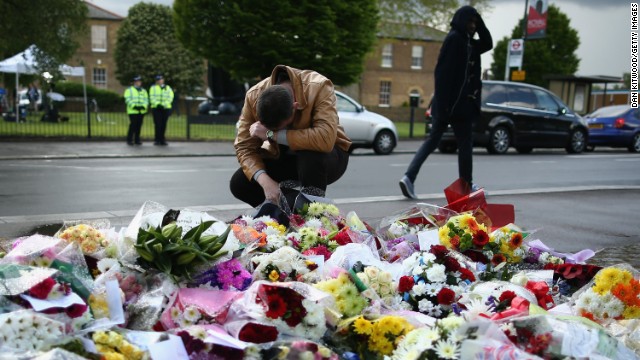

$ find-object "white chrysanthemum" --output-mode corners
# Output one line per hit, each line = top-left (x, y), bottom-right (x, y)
(510, 272), (529, 287)
(183, 306), (202, 323)
(177, 316), (193, 328)
(244, 346), (261, 360)
(418, 298), (435, 313)
(434, 338), (460, 359)
(462, 298), (492, 321)
(539, 252), (551, 263)
(305, 218), (323, 229)
(412, 283), (428, 296)
(425, 282), (443, 296)
(412, 266), (425, 276)
(428, 304), (443, 318)
(602, 294), (625, 318)
(389, 222), (409, 237)
(189, 326), (207, 340)
(266, 234), (286, 249)
(306, 203), (324, 217)
(170, 307), (181, 321)
(576, 288), (598, 309)
(423, 328), (441, 343)
(426, 264), (447, 282)
(439, 316), (464, 331)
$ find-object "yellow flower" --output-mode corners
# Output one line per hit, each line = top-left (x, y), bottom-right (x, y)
(438, 227), (452, 248)
(268, 270), (280, 282)
(592, 283), (610, 295)
(353, 317), (373, 335)
(595, 268), (630, 292)
(120, 342), (145, 360)
(623, 305), (640, 319)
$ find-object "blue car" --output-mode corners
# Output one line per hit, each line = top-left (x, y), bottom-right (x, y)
(585, 105), (640, 153)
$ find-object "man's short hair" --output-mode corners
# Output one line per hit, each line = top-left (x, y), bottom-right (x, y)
(257, 85), (293, 129)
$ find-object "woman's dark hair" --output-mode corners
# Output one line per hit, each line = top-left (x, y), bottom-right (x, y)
(257, 85), (293, 128)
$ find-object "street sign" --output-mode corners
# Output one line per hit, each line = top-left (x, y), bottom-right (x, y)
(509, 39), (524, 68)
(512, 70), (526, 81)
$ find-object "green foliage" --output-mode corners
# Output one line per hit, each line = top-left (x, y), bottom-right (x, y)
(378, 0), (491, 32)
(490, 4), (580, 87)
(114, 3), (204, 94)
(173, 0), (379, 85)
(54, 82), (122, 109)
(0, 0), (87, 61)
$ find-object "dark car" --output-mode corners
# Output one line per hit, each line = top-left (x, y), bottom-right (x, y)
(434, 80), (589, 154)
(584, 105), (640, 153)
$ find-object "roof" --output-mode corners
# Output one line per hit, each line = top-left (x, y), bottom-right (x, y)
(378, 22), (447, 42)
(85, 1), (123, 20)
(545, 74), (624, 84)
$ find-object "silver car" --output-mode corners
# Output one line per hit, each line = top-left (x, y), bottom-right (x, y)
(336, 91), (398, 155)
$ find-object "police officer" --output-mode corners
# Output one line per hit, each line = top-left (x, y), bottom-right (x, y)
(149, 74), (174, 146)
(124, 75), (149, 145)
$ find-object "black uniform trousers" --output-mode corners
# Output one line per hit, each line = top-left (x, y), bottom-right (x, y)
(152, 107), (170, 144)
(127, 113), (144, 144)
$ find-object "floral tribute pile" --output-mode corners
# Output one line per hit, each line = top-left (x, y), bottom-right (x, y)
(0, 183), (639, 360)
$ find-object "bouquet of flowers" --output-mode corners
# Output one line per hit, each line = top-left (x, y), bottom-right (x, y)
(330, 315), (415, 359)
(232, 215), (290, 252)
(378, 204), (456, 241)
(159, 288), (242, 330)
(573, 263), (640, 324)
(0, 310), (65, 352)
(352, 262), (397, 304)
(91, 330), (147, 360)
(544, 263), (602, 300)
(245, 340), (338, 360)
(290, 201), (344, 233)
(388, 316), (466, 360)
(314, 271), (369, 318)
(190, 258), (253, 291)
(55, 221), (113, 256)
(250, 246), (320, 283)
(459, 280), (540, 321)
(228, 281), (331, 341)
(397, 245), (477, 318)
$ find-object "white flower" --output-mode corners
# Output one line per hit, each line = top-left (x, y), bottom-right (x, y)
(434, 338), (460, 359)
(421, 252), (436, 264)
(423, 328), (441, 342)
(510, 272), (529, 286)
(389, 222), (409, 237)
(266, 234), (285, 249)
(356, 273), (370, 285)
(412, 266), (424, 276)
(426, 264), (447, 282)
(378, 271), (393, 284)
(305, 218), (323, 229)
(425, 282), (443, 296)
(576, 288), (598, 310)
(183, 306), (202, 323)
(97, 258), (119, 274)
(462, 298), (492, 321)
(418, 298), (434, 313)
(170, 307), (181, 321)
(412, 283), (428, 296)
(427, 304), (443, 317)
(539, 252), (551, 263)
(364, 266), (380, 280)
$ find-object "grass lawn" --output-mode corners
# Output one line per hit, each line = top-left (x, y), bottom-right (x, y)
(1, 111), (426, 140)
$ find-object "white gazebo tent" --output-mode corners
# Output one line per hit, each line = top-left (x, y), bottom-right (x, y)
(0, 45), (87, 122)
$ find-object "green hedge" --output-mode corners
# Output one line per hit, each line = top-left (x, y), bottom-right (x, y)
(54, 82), (122, 109)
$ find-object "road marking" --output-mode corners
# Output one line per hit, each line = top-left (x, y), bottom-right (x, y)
(2, 185), (640, 224)
(616, 158), (640, 162)
(531, 160), (556, 164)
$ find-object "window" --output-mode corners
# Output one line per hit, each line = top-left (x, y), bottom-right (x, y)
(91, 25), (107, 52)
(379, 81), (391, 106)
(381, 44), (393, 68)
(336, 94), (358, 112)
(411, 46), (423, 69)
(482, 84), (508, 106)
(93, 68), (107, 88)
(507, 86), (537, 109)
(532, 89), (560, 112)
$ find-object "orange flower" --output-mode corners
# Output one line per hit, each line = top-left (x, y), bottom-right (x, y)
(491, 254), (507, 266)
(580, 309), (596, 322)
(509, 233), (523, 248)
(611, 283), (635, 305)
(462, 216), (480, 232)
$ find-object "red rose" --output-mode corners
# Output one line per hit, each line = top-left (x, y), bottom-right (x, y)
(458, 268), (476, 282)
(463, 250), (489, 264)
(265, 296), (287, 319)
(238, 323), (279, 343)
(499, 290), (517, 304)
(332, 228), (352, 246)
(443, 257), (461, 272)
(29, 278), (57, 299)
(436, 287), (456, 305)
(398, 276), (415, 293)
(472, 230), (490, 248)
(65, 303), (88, 318)
(429, 245), (448, 259)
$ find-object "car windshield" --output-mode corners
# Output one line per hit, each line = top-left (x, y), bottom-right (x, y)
(587, 105), (629, 118)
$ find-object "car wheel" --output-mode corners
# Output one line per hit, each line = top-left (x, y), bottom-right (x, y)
(373, 130), (396, 155)
(628, 133), (640, 153)
(487, 126), (510, 154)
(566, 129), (586, 153)
(585, 145), (595, 152)
(515, 146), (533, 154)
(438, 143), (457, 153)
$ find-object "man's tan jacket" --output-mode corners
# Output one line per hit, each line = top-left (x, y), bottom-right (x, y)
(234, 65), (352, 181)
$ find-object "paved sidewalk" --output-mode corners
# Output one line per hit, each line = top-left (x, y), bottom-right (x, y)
(0, 139), (425, 160)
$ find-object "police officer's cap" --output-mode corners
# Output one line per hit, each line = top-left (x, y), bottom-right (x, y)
(155, 74), (164, 81)
(132, 75), (142, 82)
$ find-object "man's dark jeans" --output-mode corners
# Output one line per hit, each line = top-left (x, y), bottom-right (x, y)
(230, 145), (349, 208)
(405, 101), (478, 185)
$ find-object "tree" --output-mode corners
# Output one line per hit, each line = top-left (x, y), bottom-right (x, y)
(490, 4), (580, 87)
(114, 3), (203, 94)
(378, 0), (491, 32)
(0, 0), (87, 62)
(173, 0), (379, 85)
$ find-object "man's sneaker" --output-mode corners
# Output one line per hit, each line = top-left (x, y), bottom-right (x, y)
(399, 176), (418, 199)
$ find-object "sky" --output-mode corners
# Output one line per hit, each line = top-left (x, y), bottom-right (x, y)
(92, 0), (629, 78)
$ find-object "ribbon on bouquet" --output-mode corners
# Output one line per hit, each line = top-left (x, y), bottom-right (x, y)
(443, 178), (515, 230)
(527, 239), (595, 264)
